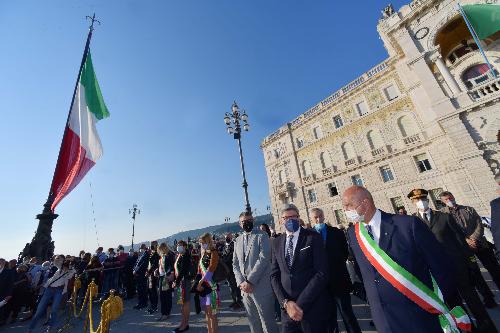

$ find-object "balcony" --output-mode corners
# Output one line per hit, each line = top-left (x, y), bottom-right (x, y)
(345, 158), (356, 167)
(275, 182), (294, 199)
(303, 174), (317, 184)
(322, 166), (336, 177)
(468, 76), (500, 102)
(403, 133), (422, 145)
(371, 146), (386, 157)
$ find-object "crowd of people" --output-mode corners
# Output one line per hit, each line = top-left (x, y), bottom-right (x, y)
(1, 178), (500, 333)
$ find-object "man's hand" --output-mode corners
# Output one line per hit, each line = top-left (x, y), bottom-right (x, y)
(239, 281), (254, 294)
(285, 301), (303, 321)
(466, 238), (478, 250)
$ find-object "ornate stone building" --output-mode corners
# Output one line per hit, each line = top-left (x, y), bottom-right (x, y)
(261, 0), (500, 227)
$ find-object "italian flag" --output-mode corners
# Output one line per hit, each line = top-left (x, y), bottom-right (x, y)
(50, 51), (110, 211)
(462, 4), (500, 40)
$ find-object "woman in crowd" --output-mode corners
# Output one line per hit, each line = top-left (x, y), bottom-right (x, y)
(156, 242), (175, 321)
(27, 255), (75, 333)
(101, 248), (120, 301)
(196, 233), (219, 333)
(83, 255), (102, 298)
(172, 240), (192, 332)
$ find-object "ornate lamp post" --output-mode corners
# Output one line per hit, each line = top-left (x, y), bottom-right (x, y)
(129, 204), (140, 250)
(224, 101), (252, 214)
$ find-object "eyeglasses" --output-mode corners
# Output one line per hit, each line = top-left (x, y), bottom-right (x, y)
(282, 215), (298, 219)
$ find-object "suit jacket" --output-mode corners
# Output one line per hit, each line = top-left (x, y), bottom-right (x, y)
(347, 211), (456, 333)
(133, 251), (150, 276)
(491, 197), (500, 248)
(174, 253), (192, 285)
(233, 232), (273, 297)
(0, 268), (14, 300)
(414, 210), (473, 275)
(270, 227), (331, 320)
(324, 225), (352, 296)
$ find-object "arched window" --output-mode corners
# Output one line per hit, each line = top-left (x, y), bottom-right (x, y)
(301, 160), (312, 177)
(319, 152), (332, 169)
(278, 170), (284, 184)
(367, 130), (384, 150)
(462, 63), (497, 89)
(341, 142), (355, 160)
(397, 115), (419, 138)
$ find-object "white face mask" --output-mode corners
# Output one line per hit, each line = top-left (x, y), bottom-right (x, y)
(416, 200), (429, 211)
(445, 200), (455, 208)
(345, 210), (364, 223)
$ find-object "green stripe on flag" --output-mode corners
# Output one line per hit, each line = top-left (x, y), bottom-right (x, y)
(463, 4), (500, 40)
(80, 51), (110, 120)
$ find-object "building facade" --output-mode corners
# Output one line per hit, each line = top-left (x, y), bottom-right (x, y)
(261, 0), (500, 227)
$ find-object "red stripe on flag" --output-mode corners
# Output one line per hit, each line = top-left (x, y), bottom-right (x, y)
(355, 224), (440, 315)
(50, 126), (95, 211)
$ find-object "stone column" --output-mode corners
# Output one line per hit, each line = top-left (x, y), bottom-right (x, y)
(434, 56), (462, 95)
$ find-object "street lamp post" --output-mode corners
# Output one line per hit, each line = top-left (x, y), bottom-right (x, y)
(224, 101), (252, 214)
(129, 204), (140, 250)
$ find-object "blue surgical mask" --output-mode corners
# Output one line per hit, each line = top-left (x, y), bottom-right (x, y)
(314, 223), (325, 232)
(285, 218), (300, 233)
(201, 243), (209, 250)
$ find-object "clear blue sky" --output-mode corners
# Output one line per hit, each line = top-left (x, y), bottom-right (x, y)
(0, 0), (408, 259)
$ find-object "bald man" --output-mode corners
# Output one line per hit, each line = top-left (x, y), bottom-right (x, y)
(342, 186), (458, 333)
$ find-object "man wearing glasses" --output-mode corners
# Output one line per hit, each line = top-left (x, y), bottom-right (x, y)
(270, 204), (331, 333)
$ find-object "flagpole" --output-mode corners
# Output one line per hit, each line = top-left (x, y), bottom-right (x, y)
(47, 14), (100, 206)
(457, 3), (497, 78)
(19, 14), (101, 262)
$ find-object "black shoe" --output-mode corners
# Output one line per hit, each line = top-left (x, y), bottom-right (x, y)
(228, 301), (236, 309)
(177, 325), (189, 332)
(484, 298), (498, 308)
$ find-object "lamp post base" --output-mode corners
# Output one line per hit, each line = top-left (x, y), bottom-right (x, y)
(20, 202), (58, 262)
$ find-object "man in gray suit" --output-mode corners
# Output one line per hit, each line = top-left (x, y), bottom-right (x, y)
(233, 211), (279, 333)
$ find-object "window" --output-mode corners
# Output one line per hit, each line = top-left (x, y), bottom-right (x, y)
(320, 152), (332, 169)
(341, 142), (355, 160)
(313, 126), (322, 140)
(278, 170), (284, 184)
(355, 101), (369, 116)
(462, 63), (498, 89)
(390, 196), (405, 213)
(274, 149), (280, 159)
(333, 115), (343, 129)
(351, 174), (364, 186)
(328, 183), (339, 197)
(367, 130), (384, 150)
(302, 160), (312, 177)
(397, 115), (419, 138)
(414, 153), (432, 173)
(296, 138), (304, 149)
(383, 84), (399, 101)
(380, 165), (395, 182)
(429, 188), (445, 209)
(308, 189), (317, 203)
(334, 209), (347, 225)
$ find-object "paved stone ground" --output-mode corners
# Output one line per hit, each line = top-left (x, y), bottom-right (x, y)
(3, 268), (500, 333)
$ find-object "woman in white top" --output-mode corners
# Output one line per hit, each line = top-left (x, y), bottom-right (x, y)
(27, 255), (75, 333)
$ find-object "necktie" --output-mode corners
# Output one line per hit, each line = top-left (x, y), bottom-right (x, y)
(423, 212), (429, 223)
(366, 224), (375, 240)
(285, 235), (294, 269)
(244, 234), (249, 254)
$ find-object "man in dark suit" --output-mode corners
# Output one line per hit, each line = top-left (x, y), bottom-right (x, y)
(491, 174), (500, 256)
(270, 204), (331, 333)
(0, 258), (14, 326)
(409, 188), (497, 333)
(310, 208), (361, 333)
(146, 241), (160, 314)
(343, 186), (457, 333)
(133, 243), (150, 309)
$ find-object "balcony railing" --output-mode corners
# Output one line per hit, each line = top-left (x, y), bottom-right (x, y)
(303, 174), (317, 183)
(468, 76), (500, 102)
(345, 158), (356, 167)
(403, 133), (422, 145)
(371, 146), (386, 157)
(322, 167), (333, 176)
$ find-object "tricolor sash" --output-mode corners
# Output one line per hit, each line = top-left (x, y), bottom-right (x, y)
(355, 223), (471, 333)
(199, 255), (220, 313)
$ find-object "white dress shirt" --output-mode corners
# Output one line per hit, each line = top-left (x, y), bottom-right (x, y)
(284, 227), (301, 258)
(419, 210), (431, 222)
(367, 209), (382, 244)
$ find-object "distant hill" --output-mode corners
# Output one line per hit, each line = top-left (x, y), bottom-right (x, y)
(123, 214), (273, 251)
